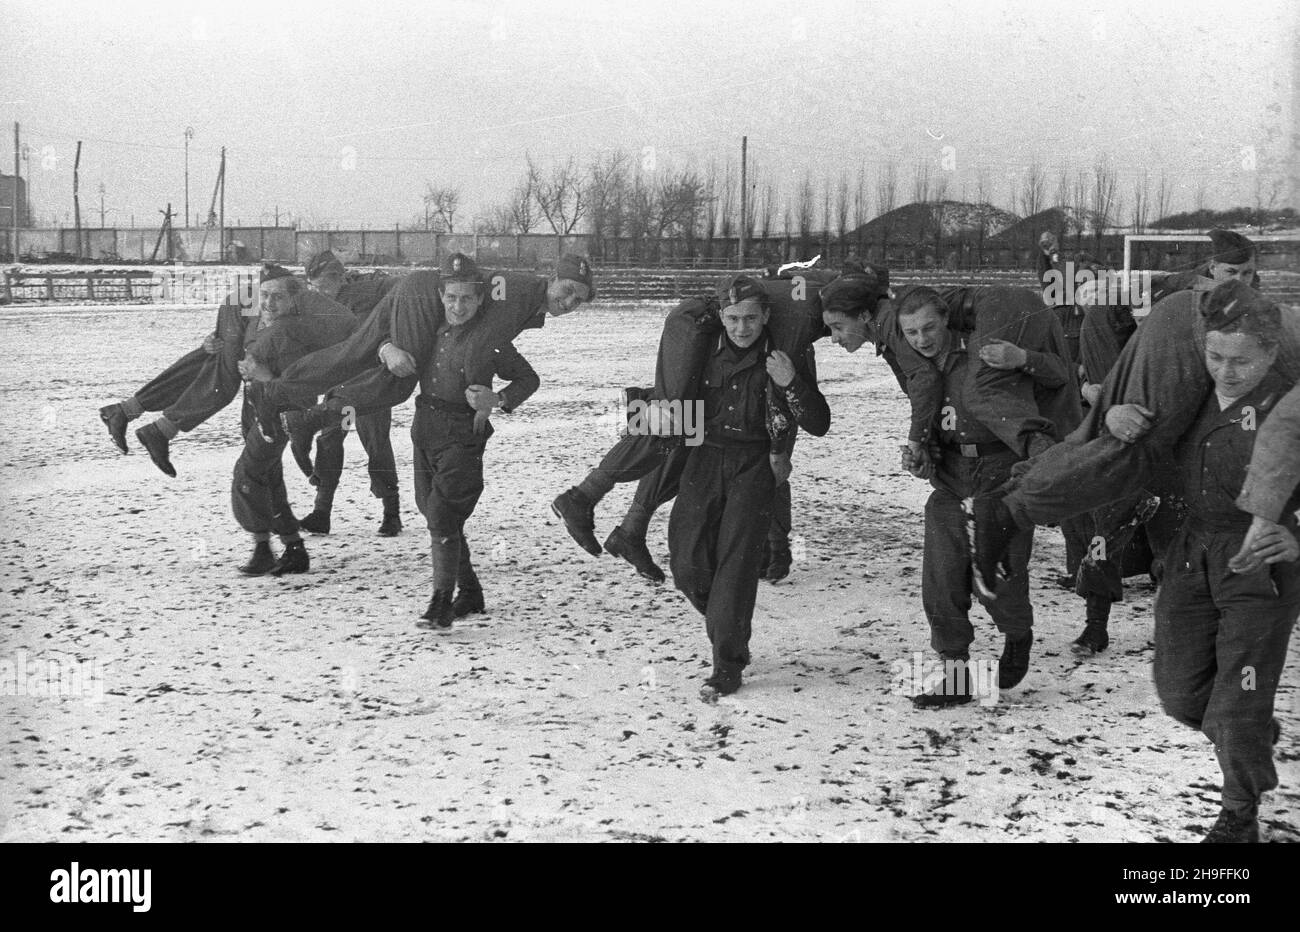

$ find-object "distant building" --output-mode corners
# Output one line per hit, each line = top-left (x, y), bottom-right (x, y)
(0, 172), (32, 227)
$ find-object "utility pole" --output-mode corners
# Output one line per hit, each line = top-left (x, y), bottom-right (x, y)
(73, 141), (83, 258)
(738, 135), (748, 269)
(98, 182), (105, 226)
(184, 127), (194, 228)
(10, 122), (18, 261)
(218, 146), (226, 260)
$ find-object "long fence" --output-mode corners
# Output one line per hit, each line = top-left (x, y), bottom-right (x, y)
(0, 227), (597, 266)
(5, 263), (1300, 307)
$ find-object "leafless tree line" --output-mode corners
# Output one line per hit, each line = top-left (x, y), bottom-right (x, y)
(413, 151), (1205, 265)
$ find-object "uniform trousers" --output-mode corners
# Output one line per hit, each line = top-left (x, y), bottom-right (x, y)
(133, 303), (248, 431)
(924, 448), (1034, 659)
(1154, 525), (1300, 816)
(669, 440), (776, 677)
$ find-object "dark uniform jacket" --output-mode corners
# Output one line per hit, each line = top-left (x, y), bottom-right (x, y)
(391, 270), (549, 362)
(413, 311), (539, 444)
(699, 329), (830, 449)
(879, 285), (1079, 455)
(1150, 264), (1262, 306)
(1240, 383), (1300, 523)
(1176, 371), (1300, 533)
(245, 292), (359, 377)
(337, 274), (401, 324)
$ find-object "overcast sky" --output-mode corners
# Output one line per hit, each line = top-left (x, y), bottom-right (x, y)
(2, 0), (1295, 229)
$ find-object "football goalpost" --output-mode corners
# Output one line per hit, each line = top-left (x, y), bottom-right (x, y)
(1123, 232), (1300, 313)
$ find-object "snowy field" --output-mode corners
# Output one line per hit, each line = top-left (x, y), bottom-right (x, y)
(0, 300), (1296, 843)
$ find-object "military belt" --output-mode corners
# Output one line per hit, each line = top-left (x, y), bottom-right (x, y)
(416, 395), (475, 417)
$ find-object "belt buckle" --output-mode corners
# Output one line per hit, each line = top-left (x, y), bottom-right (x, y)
(960, 443), (979, 457)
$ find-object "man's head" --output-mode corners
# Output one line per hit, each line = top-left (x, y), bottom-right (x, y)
(439, 252), (486, 326)
(1202, 280), (1280, 401)
(259, 264), (302, 321)
(819, 263), (891, 353)
(305, 250), (346, 298)
(895, 286), (950, 358)
(718, 275), (769, 348)
(547, 254), (595, 316)
(1039, 231), (1059, 255)
(1207, 229), (1257, 283)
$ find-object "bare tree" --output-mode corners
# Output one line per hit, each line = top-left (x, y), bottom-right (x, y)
(852, 166), (869, 258)
(1070, 168), (1090, 250)
(1253, 166), (1284, 233)
(1053, 168), (1070, 209)
(820, 174), (833, 258)
(586, 149), (629, 258)
(480, 202), (519, 236)
(655, 167), (707, 253)
(529, 154), (587, 236)
(1154, 172), (1173, 228)
(911, 159), (932, 204)
(702, 159), (721, 253)
(718, 160), (737, 240)
(501, 173), (539, 234)
(1018, 161), (1046, 219)
(796, 173), (815, 258)
(834, 171), (850, 262)
(974, 169), (993, 266)
(930, 170), (950, 266)
(1193, 180), (1209, 227)
(422, 183), (461, 233)
(1130, 171), (1150, 234)
(624, 168), (656, 261)
(757, 180), (775, 245)
(1090, 158), (1119, 250)
(875, 160), (898, 263)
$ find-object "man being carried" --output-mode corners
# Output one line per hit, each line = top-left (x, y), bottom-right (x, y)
(97, 265), (341, 477)
(228, 265), (359, 575)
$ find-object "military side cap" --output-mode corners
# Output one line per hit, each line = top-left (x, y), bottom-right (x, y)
(305, 249), (345, 278)
(820, 266), (891, 316)
(556, 254), (596, 298)
(260, 263), (295, 283)
(440, 252), (483, 283)
(1203, 279), (1280, 341)
(716, 273), (767, 308)
(1208, 229), (1255, 265)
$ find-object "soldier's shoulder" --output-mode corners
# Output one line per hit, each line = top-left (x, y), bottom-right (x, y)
(300, 290), (349, 315)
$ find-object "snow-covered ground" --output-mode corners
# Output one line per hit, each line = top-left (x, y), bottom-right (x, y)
(0, 301), (1295, 842)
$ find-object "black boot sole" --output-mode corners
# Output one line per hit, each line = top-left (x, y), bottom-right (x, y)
(552, 498), (602, 556)
(100, 409), (129, 454)
(135, 426), (177, 478)
(603, 532), (665, 582)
